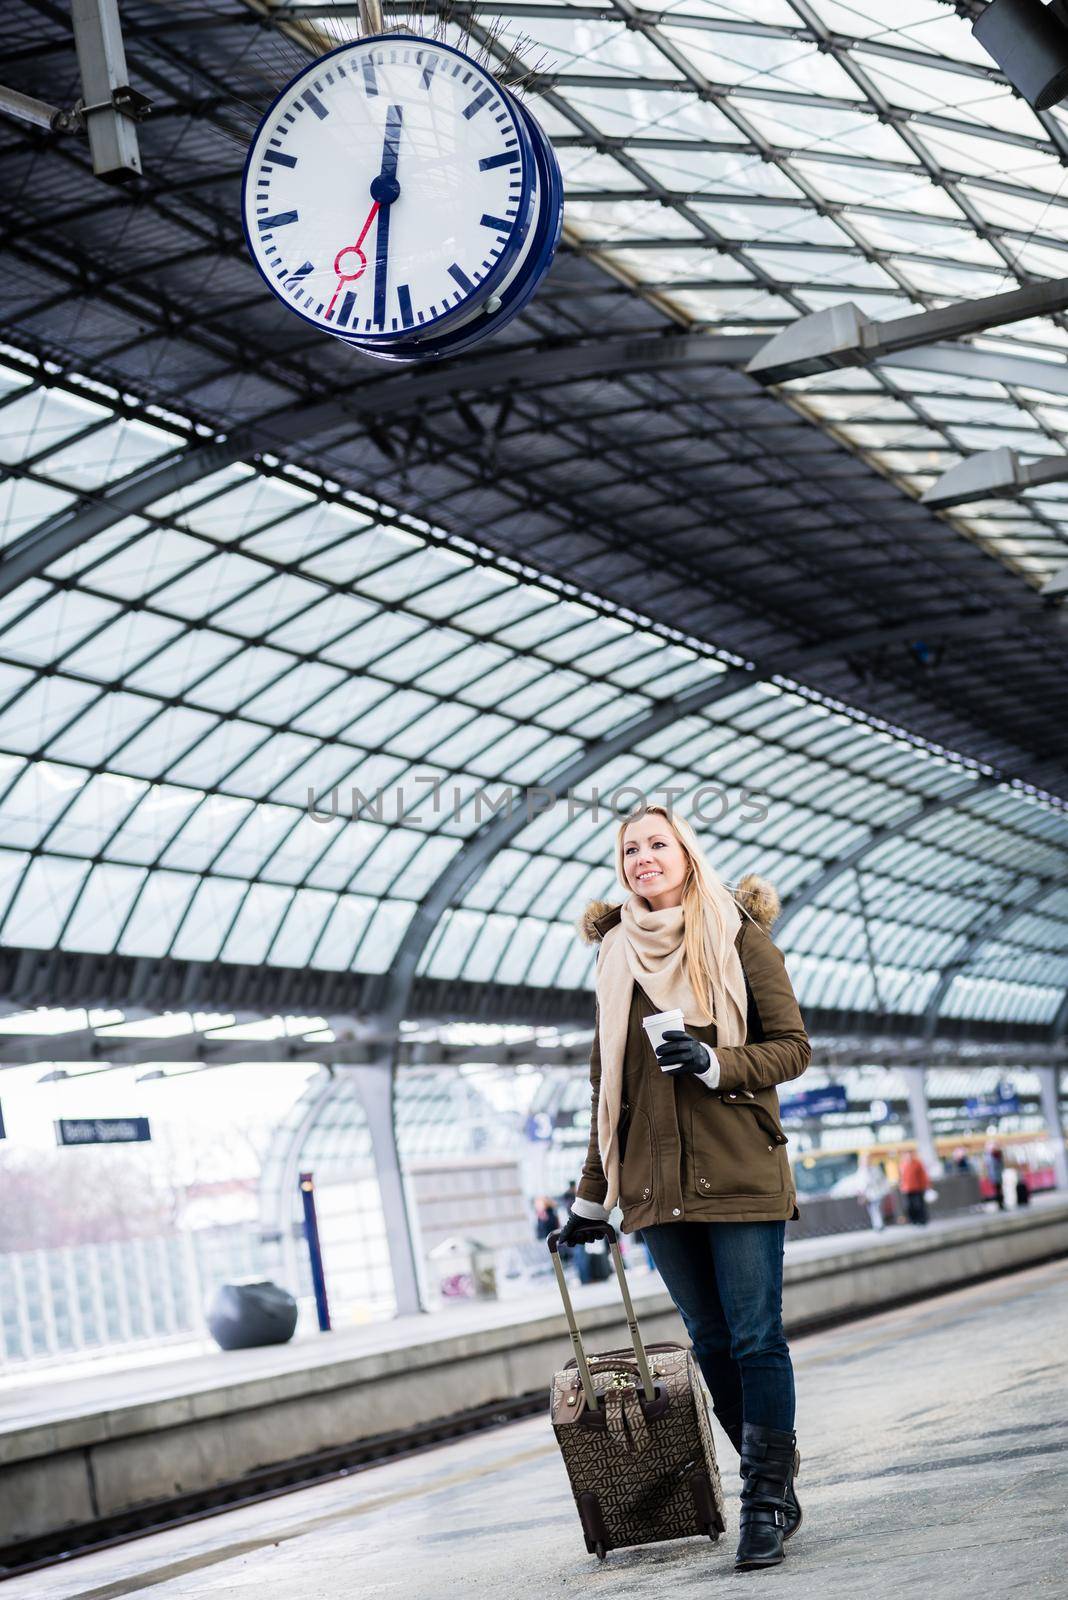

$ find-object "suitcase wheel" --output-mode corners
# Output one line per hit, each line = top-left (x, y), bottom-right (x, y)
(594, 1542), (607, 1562)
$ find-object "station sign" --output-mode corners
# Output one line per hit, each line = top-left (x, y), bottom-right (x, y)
(55, 1117), (152, 1146)
(963, 1091), (1019, 1119)
(779, 1084), (849, 1122)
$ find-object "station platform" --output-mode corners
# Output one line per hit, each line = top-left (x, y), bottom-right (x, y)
(2, 1196), (1066, 1565)
(5, 1247), (1066, 1598)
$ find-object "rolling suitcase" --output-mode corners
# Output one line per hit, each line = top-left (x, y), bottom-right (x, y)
(547, 1222), (727, 1561)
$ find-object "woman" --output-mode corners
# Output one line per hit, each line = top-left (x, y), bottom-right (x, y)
(555, 804), (811, 1571)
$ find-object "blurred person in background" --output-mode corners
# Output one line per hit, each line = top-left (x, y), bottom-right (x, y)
(557, 1177), (593, 1284)
(856, 1152), (892, 1233)
(898, 1149), (929, 1226)
(554, 804), (810, 1571)
(952, 1145), (972, 1173)
(534, 1195), (560, 1241)
(983, 1142), (1006, 1210)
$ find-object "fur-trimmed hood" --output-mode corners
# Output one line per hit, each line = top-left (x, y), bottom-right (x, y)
(575, 872), (781, 946)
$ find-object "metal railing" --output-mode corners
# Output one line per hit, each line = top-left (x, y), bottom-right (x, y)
(0, 1225), (266, 1366)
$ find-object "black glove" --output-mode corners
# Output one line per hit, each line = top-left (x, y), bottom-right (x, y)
(556, 1209), (609, 1249)
(655, 1029), (712, 1077)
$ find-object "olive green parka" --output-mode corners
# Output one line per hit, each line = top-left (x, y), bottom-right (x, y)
(574, 875), (811, 1231)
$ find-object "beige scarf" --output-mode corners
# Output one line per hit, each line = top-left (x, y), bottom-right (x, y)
(594, 893), (748, 1211)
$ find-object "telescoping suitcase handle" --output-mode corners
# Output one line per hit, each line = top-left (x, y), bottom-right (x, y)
(547, 1222), (656, 1411)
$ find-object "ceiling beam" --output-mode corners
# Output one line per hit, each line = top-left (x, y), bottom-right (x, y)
(922, 446), (1068, 511)
(746, 279), (1068, 385)
(876, 340), (1068, 401)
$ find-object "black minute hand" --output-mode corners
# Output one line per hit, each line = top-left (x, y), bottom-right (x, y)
(370, 103), (403, 328)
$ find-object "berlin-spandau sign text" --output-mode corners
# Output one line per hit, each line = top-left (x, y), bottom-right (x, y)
(55, 1117), (152, 1146)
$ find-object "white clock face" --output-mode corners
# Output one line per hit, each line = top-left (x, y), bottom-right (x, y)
(242, 37), (536, 342)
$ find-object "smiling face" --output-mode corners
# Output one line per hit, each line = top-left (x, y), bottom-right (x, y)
(621, 813), (691, 909)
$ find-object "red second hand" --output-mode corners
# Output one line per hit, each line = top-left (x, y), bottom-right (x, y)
(326, 200), (381, 317)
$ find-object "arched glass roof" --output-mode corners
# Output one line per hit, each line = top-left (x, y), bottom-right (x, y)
(0, 346), (1064, 1034)
(1, 4), (1067, 1041)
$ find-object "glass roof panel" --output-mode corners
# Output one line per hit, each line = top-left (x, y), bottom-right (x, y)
(169, 875), (249, 961)
(0, 387), (111, 464)
(45, 771), (149, 859)
(37, 416), (179, 490)
(180, 475), (317, 541)
(664, 28), (865, 101)
(115, 869), (198, 957)
(0, 760), (85, 848)
(1, 854), (91, 948)
(268, 888), (337, 968)
(152, 550), (269, 618)
(0, 590), (120, 663)
(60, 863), (146, 954)
(219, 882), (293, 965)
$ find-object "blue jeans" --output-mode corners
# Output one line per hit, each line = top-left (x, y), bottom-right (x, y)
(640, 1220), (794, 1435)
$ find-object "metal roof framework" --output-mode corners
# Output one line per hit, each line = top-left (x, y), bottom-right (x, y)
(0, 0), (1066, 1041)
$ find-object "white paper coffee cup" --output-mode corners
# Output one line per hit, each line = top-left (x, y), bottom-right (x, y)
(643, 1008), (684, 1065)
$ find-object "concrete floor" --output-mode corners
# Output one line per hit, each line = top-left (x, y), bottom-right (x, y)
(9, 1256), (1067, 1599)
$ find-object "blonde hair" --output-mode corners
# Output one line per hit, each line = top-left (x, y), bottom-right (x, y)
(615, 804), (748, 1046)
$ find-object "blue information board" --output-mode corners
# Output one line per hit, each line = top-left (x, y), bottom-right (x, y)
(55, 1117), (152, 1146)
(780, 1084), (848, 1122)
(963, 1093), (1019, 1119)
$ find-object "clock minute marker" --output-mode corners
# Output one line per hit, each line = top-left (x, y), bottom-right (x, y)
(258, 210), (299, 231)
(463, 88), (493, 120)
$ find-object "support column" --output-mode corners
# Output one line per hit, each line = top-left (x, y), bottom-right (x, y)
(903, 1066), (941, 1176)
(1036, 1067), (1068, 1193)
(347, 1060), (424, 1316)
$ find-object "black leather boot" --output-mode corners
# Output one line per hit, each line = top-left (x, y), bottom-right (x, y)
(716, 1408), (801, 1541)
(734, 1422), (797, 1570)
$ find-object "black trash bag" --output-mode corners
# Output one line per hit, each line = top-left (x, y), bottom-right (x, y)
(207, 1279), (298, 1351)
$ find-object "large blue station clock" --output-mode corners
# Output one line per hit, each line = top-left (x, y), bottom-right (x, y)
(241, 35), (563, 362)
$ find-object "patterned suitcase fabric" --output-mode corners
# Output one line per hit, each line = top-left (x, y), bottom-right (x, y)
(550, 1339), (727, 1556)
